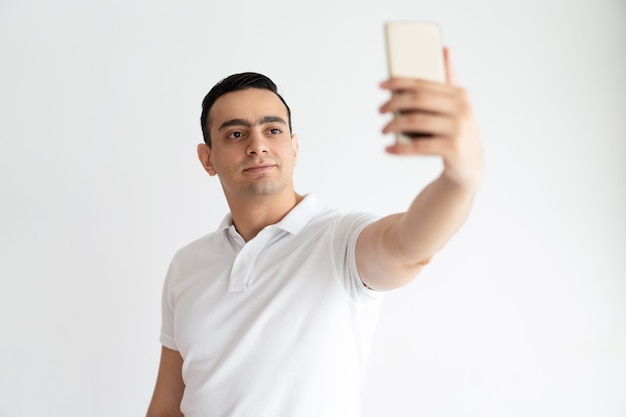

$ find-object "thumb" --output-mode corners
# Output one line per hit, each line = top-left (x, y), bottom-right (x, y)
(444, 47), (458, 85)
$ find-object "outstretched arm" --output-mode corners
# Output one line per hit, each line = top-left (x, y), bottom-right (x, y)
(356, 49), (483, 291)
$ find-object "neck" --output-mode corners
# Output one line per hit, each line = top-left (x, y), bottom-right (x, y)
(226, 191), (303, 242)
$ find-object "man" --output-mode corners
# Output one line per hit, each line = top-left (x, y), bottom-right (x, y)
(147, 49), (483, 417)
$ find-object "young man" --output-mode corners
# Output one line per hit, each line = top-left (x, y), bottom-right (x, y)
(147, 50), (483, 417)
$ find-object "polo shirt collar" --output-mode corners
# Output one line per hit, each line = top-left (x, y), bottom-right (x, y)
(216, 193), (324, 236)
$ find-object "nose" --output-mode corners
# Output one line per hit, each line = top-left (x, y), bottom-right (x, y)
(246, 129), (269, 155)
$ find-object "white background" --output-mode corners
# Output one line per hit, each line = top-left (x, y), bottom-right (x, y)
(1, 0), (625, 416)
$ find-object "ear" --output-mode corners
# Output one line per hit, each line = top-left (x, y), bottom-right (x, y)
(291, 133), (299, 165)
(197, 143), (217, 176)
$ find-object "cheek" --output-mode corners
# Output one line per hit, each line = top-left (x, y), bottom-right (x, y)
(282, 142), (298, 160)
(210, 149), (235, 170)
(282, 149), (297, 167)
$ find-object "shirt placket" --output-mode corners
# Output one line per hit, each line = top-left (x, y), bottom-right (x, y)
(228, 226), (279, 293)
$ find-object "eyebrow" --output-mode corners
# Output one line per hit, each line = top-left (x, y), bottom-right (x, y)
(218, 116), (287, 131)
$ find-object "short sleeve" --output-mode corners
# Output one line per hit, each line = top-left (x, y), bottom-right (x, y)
(332, 211), (384, 301)
(159, 260), (178, 350)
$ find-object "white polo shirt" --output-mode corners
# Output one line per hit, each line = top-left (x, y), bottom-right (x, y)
(160, 194), (384, 417)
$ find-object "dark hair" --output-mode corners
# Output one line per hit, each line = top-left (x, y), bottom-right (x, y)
(200, 72), (292, 147)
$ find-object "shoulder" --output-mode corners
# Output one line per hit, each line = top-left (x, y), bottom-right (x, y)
(172, 232), (216, 260)
(166, 229), (228, 276)
(321, 209), (380, 235)
(298, 194), (379, 230)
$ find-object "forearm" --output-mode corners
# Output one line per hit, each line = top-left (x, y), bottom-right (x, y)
(394, 173), (478, 265)
(357, 173), (478, 290)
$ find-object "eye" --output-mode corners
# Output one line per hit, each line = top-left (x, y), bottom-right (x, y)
(227, 131), (243, 139)
(268, 128), (282, 135)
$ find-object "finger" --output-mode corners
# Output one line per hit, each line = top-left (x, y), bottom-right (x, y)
(444, 47), (458, 85)
(385, 137), (450, 156)
(379, 90), (459, 116)
(382, 112), (458, 138)
(380, 77), (455, 95)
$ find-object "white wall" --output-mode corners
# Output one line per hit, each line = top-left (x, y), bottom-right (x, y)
(1, 0), (624, 416)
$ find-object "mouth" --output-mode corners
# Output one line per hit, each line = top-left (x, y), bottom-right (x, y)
(243, 163), (276, 174)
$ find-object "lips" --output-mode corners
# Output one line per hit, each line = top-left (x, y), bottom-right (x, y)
(243, 162), (276, 173)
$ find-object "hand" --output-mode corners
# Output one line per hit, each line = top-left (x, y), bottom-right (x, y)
(379, 48), (483, 188)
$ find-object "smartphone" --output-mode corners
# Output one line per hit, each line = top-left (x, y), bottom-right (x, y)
(384, 21), (446, 143)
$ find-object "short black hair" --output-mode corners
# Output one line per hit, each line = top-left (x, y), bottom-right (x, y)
(200, 72), (292, 147)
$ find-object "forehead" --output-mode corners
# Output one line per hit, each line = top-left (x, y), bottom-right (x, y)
(208, 88), (288, 126)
